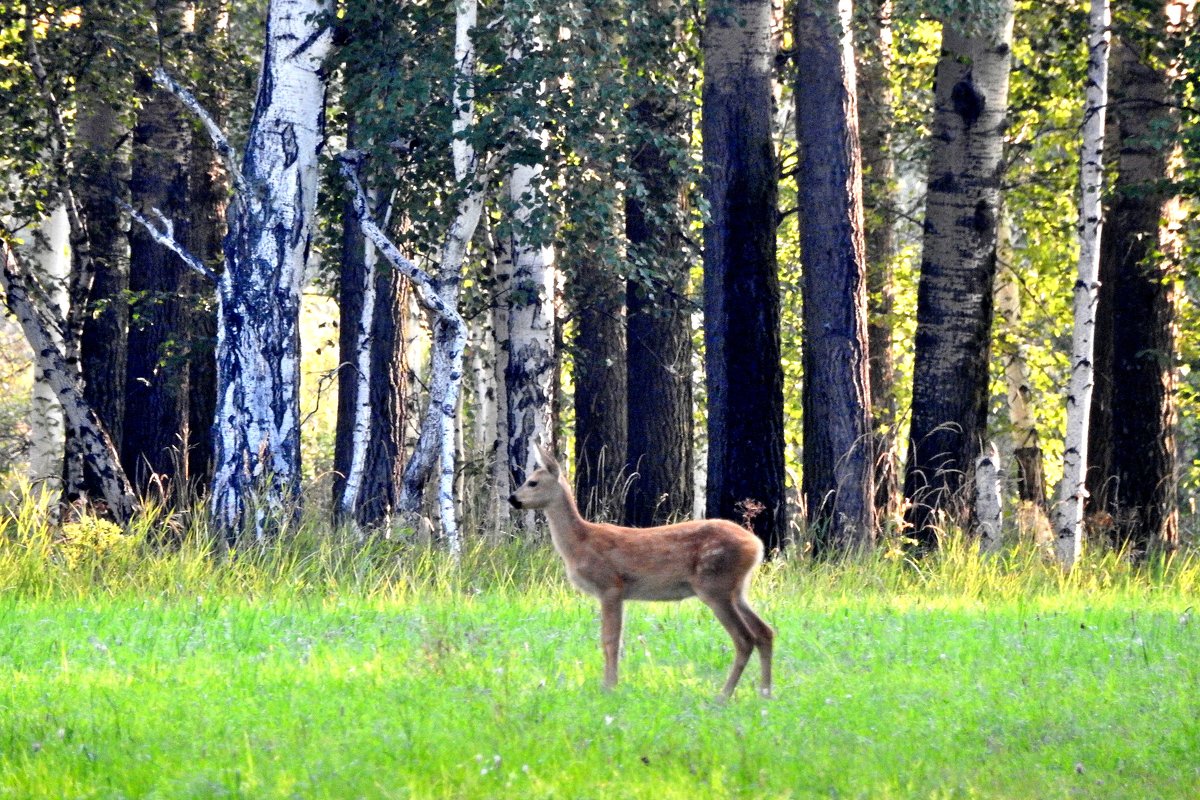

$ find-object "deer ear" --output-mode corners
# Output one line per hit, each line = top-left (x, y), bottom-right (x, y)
(537, 444), (561, 478)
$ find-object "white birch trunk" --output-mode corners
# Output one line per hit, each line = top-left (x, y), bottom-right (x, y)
(500, 12), (556, 518)
(1054, 0), (1110, 567)
(976, 442), (1003, 553)
(502, 189), (555, 531)
(2, 241), (136, 520)
(341, 159), (479, 556)
(208, 0), (332, 539)
(360, 0), (486, 555)
(470, 313), (498, 461)
(23, 205), (70, 491)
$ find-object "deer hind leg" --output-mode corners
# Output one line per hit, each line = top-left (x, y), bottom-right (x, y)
(600, 594), (624, 690)
(699, 591), (755, 698)
(736, 596), (774, 698)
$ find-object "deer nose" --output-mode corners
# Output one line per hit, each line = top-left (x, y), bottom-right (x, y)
(508, 493), (521, 509)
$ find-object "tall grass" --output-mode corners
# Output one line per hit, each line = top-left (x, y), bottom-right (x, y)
(2, 481), (1196, 608)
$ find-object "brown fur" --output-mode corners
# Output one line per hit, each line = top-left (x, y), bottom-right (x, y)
(510, 446), (774, 698)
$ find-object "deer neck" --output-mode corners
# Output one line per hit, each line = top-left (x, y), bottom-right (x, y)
(542, 479), (589, 558)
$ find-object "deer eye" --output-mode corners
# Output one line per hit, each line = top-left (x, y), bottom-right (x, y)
(528, 481), (539, 488)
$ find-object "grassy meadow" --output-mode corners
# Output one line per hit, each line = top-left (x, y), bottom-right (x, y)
(0, 501), (1198, 799)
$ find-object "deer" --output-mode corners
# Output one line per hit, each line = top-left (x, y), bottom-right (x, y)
(508, 445), (774, 699)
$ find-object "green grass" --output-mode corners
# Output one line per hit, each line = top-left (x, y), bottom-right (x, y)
(1, 502), (1198, 798)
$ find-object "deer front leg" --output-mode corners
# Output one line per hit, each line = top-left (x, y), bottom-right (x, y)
(600, 593), (623, 690)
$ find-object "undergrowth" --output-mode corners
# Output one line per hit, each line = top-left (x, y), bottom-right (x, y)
(1, 481), (1196, 607)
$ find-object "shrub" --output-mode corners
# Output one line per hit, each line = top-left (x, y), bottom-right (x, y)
(58, 516), (134, 567)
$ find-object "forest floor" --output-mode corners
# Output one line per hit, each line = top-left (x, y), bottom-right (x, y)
(0, 525), (1197, 799)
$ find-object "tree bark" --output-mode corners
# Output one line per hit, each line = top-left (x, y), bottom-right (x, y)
(994, 212), (1046, 506)
(903, 3), (1015, 547)
(795, 0), (875, 553)
(22, 206), (70, 493)
(123, 3), (193, 493)
(75, 85), (131, 501)
(491, 229), (513, 530)
(333, 140), (409, 529)
(573, 235), (627, 521)
(855, 0), (899, 516)
(702, 0), (787, 551)
(976, 442), (1003, 552)
(3, 241), (137, 521)
(184, 0), (229, 494)
(1086, 5), (1182, 553)
(1054, 0), (1110, 567)
(340, 155), (476, 554)
(498, 8), (556, 507)
(207, 0), (332, 539)
(623, 0), (694, 528)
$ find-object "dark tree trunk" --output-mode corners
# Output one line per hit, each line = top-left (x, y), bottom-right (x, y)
(122, 9), (193, 493)
(795, 0), (875, 553)
(624, 0), (694, 526)
(1014, 446), (1047, 505)
(572, 244), (627, 521)
(702, 0), (786, 551)
(183, 0), (228, 494)
(625, 281), (692, 527)
(333, 145), (410, 529)
(1087, 20), (1180, 552)
(75, 87), (131, 501)
(855, 0), (899, 516)
(903, 5), (1014, 547)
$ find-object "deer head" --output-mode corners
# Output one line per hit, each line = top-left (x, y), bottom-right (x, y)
(508, 444), (563, 510)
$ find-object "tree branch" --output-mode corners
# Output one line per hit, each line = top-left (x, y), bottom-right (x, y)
(152, 67), (246, 195)
(337, 151), (461, 324)
(120, 199), (218, 283)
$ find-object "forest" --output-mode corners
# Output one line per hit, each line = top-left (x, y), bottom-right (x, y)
(1, 0), (1199, 797)
(1, 0), (1199, 562)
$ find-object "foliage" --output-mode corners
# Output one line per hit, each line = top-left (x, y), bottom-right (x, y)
(56, 515), (132, 567)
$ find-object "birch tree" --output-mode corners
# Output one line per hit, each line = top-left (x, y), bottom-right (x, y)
(2, 239), (137, 520)
(340, 151), (488, 553)
(1054, 0), (1110, 567)
(903, 1), (1015, 547)
(994, 211), (1046, 506)
(332, 119), (409, 530)
(1, 6), (140, 516)
(21, 206), (69, 492)
(338, 0), (497, 551)
(496, 4), (557, 516)
(126, 0), (332, 538)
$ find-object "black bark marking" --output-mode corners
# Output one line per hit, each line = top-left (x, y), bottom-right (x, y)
(951, 72), (985, 129)
(282, 123), (298, 169)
